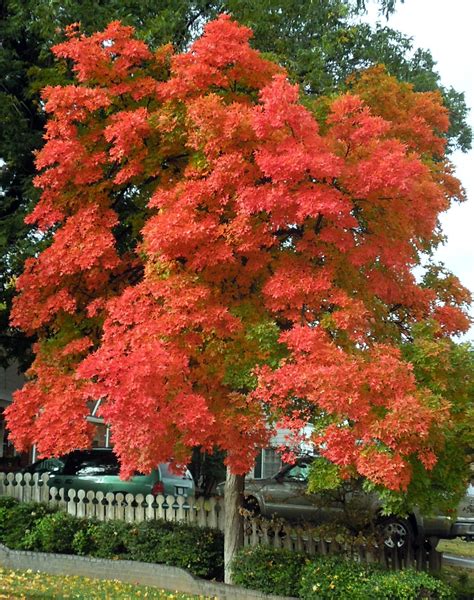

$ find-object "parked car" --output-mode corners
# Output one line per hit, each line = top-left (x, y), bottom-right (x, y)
(216, 456), (474, 548)
(425, 482), (474, 542)
(25, 448), (195, 499)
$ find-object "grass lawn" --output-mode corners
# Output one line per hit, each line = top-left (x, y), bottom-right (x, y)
(0, 567), (215, 600)
(439, 565), (474, 600)
(438, 538), (474, 559)
(437, 540), (474, 599)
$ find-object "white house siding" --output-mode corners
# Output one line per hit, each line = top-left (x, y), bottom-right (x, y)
(249, 427), (315, 480)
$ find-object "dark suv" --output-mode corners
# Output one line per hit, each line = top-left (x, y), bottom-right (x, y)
(28, 448), (195, 499)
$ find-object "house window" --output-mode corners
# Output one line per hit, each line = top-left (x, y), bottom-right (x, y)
(0, 406), (16, 459)
(249, 448), (283, 479)
(262, 448), (282, 478)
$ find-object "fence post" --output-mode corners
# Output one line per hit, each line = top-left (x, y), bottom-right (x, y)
(427, 538), (442, 572)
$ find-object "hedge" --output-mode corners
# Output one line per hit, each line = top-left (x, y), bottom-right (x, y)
(0, 498), (459, 598)
(233, 546), (455, 600)
(232, 545), (307, 596)
(0, 498), (223, 580)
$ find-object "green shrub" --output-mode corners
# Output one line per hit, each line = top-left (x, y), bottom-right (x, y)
(0, 496), (19, 510)
(125, 520), (223, 580)
(155, 524), (224, 580)
(24, 512), (83, 553)
(364, 569), (455, 600)
(300, 555), (382, 599)
(124, 519), (175, 562)
(231, 545), (307, 596)
(0, 497), (19, 539)
(1, 502), (57, 550)
(300, 557), (454, 600)
(90, 519), (131, 558)
(72, 520), (101, 556)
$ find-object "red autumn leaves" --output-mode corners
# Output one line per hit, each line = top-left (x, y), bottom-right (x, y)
(6, 16), (470, 489)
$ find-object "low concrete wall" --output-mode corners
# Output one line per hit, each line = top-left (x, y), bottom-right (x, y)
(0, 544), (297, 600)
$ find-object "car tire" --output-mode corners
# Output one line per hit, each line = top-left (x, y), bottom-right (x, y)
(378, 516), (414, 550)
(243, 496), (261, 517)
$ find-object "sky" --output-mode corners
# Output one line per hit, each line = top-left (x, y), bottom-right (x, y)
(366, 0), (474, 341)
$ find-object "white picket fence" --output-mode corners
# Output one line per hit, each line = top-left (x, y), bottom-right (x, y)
(0, 471), (442, 570)
(0, 472), (225, 530)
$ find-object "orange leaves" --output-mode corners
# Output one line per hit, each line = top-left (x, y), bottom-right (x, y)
(52, 21), (152, 85)
(7, 16), (471, 490)
(342, 140), (425, 197)
(12, 205), (119, 333)
(327, 93), (391, 148)
(104, 108), (151, 183)
(255, 331), (440, 490)
(254, 76), (341, 184)
(105, 108), (150, 161)
(41, 85), (111, 121)
(186, 95), (256, 159)
(159, 15), (280, 101)
(348, 65), (449, 156)
(5, 349), (94, 457)
(263, 257), (334, 318)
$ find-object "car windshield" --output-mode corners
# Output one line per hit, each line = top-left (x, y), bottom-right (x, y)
(64, 451), (120, 476)
(281, 462), (311, 482)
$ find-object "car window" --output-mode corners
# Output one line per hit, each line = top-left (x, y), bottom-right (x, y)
(283, 463), (310, 482)
(25, 458), (64, 474)
(64, 451), (119, 476)
(160, 463), (194, 480)
(40, 458), (64, 473)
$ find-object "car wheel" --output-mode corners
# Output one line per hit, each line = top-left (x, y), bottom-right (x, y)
(378, 517), (414, 550)
(243, 496), (260, 517)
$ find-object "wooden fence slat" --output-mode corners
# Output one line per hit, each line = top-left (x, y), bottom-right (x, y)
(114, 493), (125, 522)
(134, 494), (145, 523)
(175, 495), (186, 523)
(104, 493), (115, 521)
(69, 489), (79, 518)
(195, 497), (206, 528)
(31, 473), (41, 503)
(85, 490), (97, 519)
(155, 494), (165, 520)
(165, 494), (176, 522)
(22, 473), (32, 502)
(145, 494), (155, 521)
(5, 473), (15, 499)
(125, 494), (135, 523)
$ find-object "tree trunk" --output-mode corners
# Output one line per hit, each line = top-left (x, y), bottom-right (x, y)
(224, 468), (245, 584)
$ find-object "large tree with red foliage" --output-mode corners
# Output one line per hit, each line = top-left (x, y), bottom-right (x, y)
(6, 15), (471, 578)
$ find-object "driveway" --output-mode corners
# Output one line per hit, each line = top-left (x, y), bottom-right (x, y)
(443, 553), (474, 569)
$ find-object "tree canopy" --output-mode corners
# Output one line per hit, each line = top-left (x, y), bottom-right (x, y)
(1, 0), (471, 367)
(5, 18), (471, 509)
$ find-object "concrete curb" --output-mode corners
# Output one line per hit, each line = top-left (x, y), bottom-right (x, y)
(0, 544), (298, 600)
